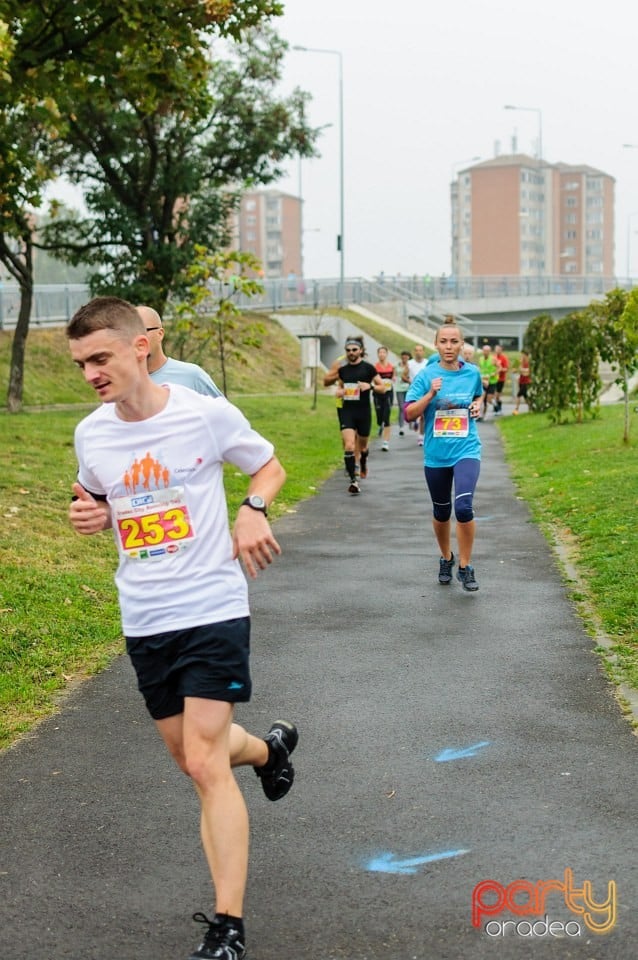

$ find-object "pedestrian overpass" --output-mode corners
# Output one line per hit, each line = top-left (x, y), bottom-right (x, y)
(246, 273), (635, 350)
(250, 274), (633, 358)
(322, 275), (633, 349)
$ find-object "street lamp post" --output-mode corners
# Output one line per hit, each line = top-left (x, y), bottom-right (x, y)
(293, 45), (344, 306)
(298, 123), (333, 281)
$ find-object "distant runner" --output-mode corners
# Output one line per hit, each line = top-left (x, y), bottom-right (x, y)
(333, 337), (384, 495)
(405, 318), (484, 592)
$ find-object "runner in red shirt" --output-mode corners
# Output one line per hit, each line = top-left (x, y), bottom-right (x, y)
(374, 345), (395, 451)
(513, 350), (531, 414)
(493, 344), (510, 414)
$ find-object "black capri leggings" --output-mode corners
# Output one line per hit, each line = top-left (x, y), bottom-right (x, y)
(424, 458), (480, 523)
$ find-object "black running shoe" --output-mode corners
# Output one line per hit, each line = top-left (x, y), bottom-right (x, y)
(348, 480), (361, 495)
(457, 564), (479, 592)
(255, 720), (298, 801)
(438, 553), (455, 585)
(188, 913), (246, 960)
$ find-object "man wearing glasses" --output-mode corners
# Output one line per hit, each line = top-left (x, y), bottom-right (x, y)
(329, 336), (384, 495)
(137, 305), (223, 397)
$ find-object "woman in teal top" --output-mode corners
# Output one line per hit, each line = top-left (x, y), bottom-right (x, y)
(404, 319), (483, 592)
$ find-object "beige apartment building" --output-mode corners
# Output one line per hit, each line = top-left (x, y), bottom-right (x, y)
(451, 155), (615, 278)
(229, 189), (302, 279)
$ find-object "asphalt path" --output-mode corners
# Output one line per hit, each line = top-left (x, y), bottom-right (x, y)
(1, 415), (637, 960)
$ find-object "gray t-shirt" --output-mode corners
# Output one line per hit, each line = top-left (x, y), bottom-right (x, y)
(149, 357), (222, 397)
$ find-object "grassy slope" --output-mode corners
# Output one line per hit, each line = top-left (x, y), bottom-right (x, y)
(0, 311), (304, 406)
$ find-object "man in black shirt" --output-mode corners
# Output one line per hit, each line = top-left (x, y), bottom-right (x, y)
(335, 337), (385, 494)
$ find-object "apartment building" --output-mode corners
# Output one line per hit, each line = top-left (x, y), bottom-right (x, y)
(230, 189), (302, 279)
(451, 154), (615, 278)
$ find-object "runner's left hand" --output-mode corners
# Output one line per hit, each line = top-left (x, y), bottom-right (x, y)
(232, 511), (281, 579)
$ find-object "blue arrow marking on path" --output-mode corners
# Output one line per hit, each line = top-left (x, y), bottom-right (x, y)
(434, 741), (491, 762)
(366, 849), (469, 875)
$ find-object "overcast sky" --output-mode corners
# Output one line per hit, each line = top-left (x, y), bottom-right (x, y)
(274, 0), (638, 280)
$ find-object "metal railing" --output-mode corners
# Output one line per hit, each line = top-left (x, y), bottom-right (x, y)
(0, 275), (635, 329)
(181, 274), (637, 313)
(0, 284), (91, 329)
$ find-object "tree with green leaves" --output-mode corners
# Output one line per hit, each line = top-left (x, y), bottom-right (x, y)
(587, 287), (638, 443)
(523, 312), (555, 412)
(41, 26), (316, 310)
(524, 309), (602, 422)
(169, 245), (266, 397)
(547, 311), (600, 423)
(0, 1), (225, 408)
(0, 1), (283, 73)
(0, 100), (63, 410)
(0, 0), (297, 410)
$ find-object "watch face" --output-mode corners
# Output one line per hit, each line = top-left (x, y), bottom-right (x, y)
(249, 495), (266, 509)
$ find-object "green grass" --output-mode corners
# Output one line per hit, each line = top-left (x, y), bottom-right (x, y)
(0, 328), (103, 405)
(222, 395), (342, 518)
(0, 396), (341, 749)
(0, 410), (122, 744)
(498, 406), (638, 696)
(0, 312), (304, 406)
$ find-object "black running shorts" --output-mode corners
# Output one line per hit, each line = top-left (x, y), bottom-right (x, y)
(126, 617), (252, 720)
(339, 403), (372, 437)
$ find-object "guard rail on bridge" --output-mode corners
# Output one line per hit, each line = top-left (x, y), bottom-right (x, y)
(198, 274), (636, 314)
(0, 276), (635, 330)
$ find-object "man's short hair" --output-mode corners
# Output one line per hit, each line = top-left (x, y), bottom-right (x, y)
(66, 296), (145, 340)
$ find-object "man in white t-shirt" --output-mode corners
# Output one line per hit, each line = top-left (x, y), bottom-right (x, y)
(67, 296), (295, 960)
(137, 304), (223, 397)
(407, 343), (428, 444)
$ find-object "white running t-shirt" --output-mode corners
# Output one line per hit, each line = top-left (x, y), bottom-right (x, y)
(73, 385), (274, 636)
(407, 357), (427, 382)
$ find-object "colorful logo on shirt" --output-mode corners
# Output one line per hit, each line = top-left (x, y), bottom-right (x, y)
(121, 453), (204, 492)
(123, 452), (171, 493)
